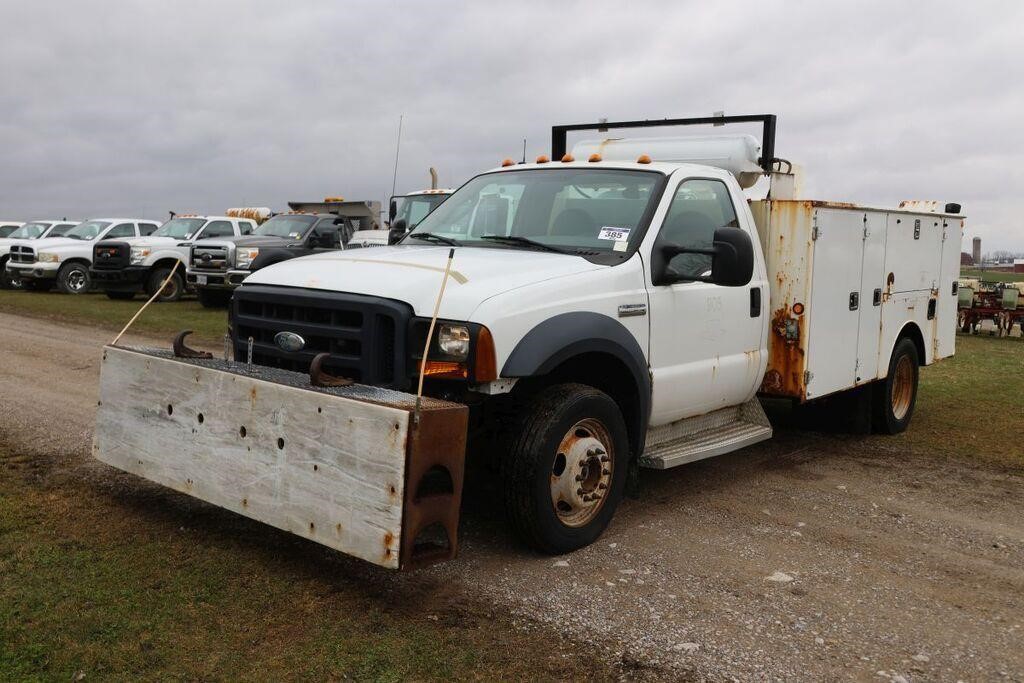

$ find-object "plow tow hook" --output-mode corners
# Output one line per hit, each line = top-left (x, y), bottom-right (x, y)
(309, 353), (354, 387)
(172, 330), (213, 360)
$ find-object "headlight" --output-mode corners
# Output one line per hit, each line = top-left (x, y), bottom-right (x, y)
(235, 248), (259, 269)
(37, 252), (60, 263)
(129, 247), (151, 264)
(437, 324), (470, 359)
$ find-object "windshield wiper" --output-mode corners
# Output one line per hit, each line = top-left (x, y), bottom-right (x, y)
(480, 235), (569, 254)
(407, 232), (461, 246)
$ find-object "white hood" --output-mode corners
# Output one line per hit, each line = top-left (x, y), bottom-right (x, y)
(242, 245), (605, 319)
(120, 236), (181, 249)
(29, 237), (91, 251)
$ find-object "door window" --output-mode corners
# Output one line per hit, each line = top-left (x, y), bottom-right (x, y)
(201, 220), (234, 238)
(660, 179), (738, 279)
(106, 223), (137, 238)
(140, 223), (159, 235)
(238, 220), (255, 235)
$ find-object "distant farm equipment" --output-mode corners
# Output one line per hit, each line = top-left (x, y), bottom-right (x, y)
(958, 279), (1023, 337)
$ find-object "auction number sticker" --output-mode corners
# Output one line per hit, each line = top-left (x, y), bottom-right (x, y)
(598, 226), (630, 241)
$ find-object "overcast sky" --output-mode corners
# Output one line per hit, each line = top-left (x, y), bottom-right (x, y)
(2, 1), (1021, 251)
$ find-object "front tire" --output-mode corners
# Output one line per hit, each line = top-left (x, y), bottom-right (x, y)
(872, 337), (920, 434)
(57, 262), (90, 294)
(197, 287), (231, 308)
(146, 267), (184, 302)
(500, 383), (629, 554)
(0, 259), (20, 289)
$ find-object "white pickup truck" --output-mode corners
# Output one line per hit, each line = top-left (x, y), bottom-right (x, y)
(94, 115), (963, 570)
(7, 218), (160, 293)
(90, 215), (257, 301)
(0, 220), (79, 288)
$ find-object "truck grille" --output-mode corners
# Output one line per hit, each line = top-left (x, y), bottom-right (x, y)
(92, 241), (130, 269)
(191, 244), (229, 272)
(231, 285), (412, 389)
(9, 246), (35, 264)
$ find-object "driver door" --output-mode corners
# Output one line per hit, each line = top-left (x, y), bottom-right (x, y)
(646, 175), (767, 425)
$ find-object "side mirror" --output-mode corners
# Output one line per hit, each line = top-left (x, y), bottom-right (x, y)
(654, 227), (754, 287)
(388, 218), (408, 245)
(389, 199), (398, 222)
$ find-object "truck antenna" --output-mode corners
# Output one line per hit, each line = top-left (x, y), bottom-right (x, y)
(521, 138), (527, 164)
(390, 114), (404, 198)
(414, 247), (456, 424)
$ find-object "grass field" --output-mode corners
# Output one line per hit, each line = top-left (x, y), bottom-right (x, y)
(886, 333), (1024, 466)
(0, 465), (603, 681)
(0, 289), (227, 345)
(961, 267), (1024, 283)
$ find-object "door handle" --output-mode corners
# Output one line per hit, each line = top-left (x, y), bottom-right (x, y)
(750, 286), (761, 317)
(849, 291), (860, 311)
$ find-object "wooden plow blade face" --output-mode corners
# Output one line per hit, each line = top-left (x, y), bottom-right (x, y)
(93, 345), (467, 570)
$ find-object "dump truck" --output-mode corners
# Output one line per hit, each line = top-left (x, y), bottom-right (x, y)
(93, 114), (963, 570)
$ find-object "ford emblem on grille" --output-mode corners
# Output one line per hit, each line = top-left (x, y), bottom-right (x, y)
(274, 331), (305, 353)
(201, 253), (212, 262)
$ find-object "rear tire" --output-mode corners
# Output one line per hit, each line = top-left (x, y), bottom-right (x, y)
(105, 290), (136, 300)
(500, 383), (629, 554)
(871, 337), (919, 434)
(57, 262), (91, 294)
(197, 287), (231, 308)
(146, 267), (184, 302)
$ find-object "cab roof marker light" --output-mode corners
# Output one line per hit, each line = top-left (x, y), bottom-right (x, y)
(588, 153), (602, 163)
(501, 158), (515, 167)
(636, 154), (652, 164)
(535, 155), (550, 164)
(561, 154), (574, 163)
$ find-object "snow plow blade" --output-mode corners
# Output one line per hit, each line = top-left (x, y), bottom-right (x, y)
(92, 345), (468, 570)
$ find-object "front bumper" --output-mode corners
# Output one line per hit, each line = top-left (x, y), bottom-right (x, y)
(186, 268), (249, 289)
(6, 261), (59, 280)
(93, 345), (468, 570)
(91, 265), (150, 290)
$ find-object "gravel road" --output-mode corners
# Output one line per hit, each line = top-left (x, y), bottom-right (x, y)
(2, 311), (1021, 681)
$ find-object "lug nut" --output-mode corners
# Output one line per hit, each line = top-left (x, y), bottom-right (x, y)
(602, 468), (610, 476)
(600, 455), (610, 462)
(576, 487), (583, 496)
(594, 448), (605, 456)
(598, 483), (607, 490)
(575, 474), (584, 482)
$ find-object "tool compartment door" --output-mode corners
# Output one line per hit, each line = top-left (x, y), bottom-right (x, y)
(856, 212), (887, 384)
(806, 208), (864, 399)
(935, 216), (964, 359)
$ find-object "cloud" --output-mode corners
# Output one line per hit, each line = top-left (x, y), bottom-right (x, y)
(0, 0), (1020, 251)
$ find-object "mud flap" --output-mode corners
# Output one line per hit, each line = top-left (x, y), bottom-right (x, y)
(93, 345), (467, 570)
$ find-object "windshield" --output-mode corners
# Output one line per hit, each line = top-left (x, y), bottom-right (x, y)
(9, 222), (50, 239)
(406, 169), (662, 255)
(393, 194), (449, 229)
(153, 218), (206, 239)
(255, 215), (316, 239)
(65, 220), (112, 241)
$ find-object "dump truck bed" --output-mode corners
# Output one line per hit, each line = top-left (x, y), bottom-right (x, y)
(93, 345), (467, 570)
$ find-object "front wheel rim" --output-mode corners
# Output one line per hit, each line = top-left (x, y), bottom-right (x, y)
(891, 354), (914, 421)
(549, 418), (613, 528)
(159, 277), (179, 300)
(67, 269), (87, 291)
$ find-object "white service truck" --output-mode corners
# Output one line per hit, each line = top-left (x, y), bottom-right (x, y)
(93, 115), (963, 570)
(0, 219), (79, 288)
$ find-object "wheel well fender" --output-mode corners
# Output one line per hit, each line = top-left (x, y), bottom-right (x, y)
(151, 257), (184, 272)
(891, 322), (926, 369)
(61, 257), (91, 269)
(502, 312), (650, 456)
(250, 248), (299, 272)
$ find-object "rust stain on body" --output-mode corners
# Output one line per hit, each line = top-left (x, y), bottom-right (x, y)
(761, 305), (807, 400)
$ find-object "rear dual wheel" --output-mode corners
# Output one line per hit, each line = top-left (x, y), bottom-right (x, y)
(872, 337), (919, 434)
(501, 383), (628, 554)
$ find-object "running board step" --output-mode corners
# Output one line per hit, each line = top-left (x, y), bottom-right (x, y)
(640, 398), (772, 469)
